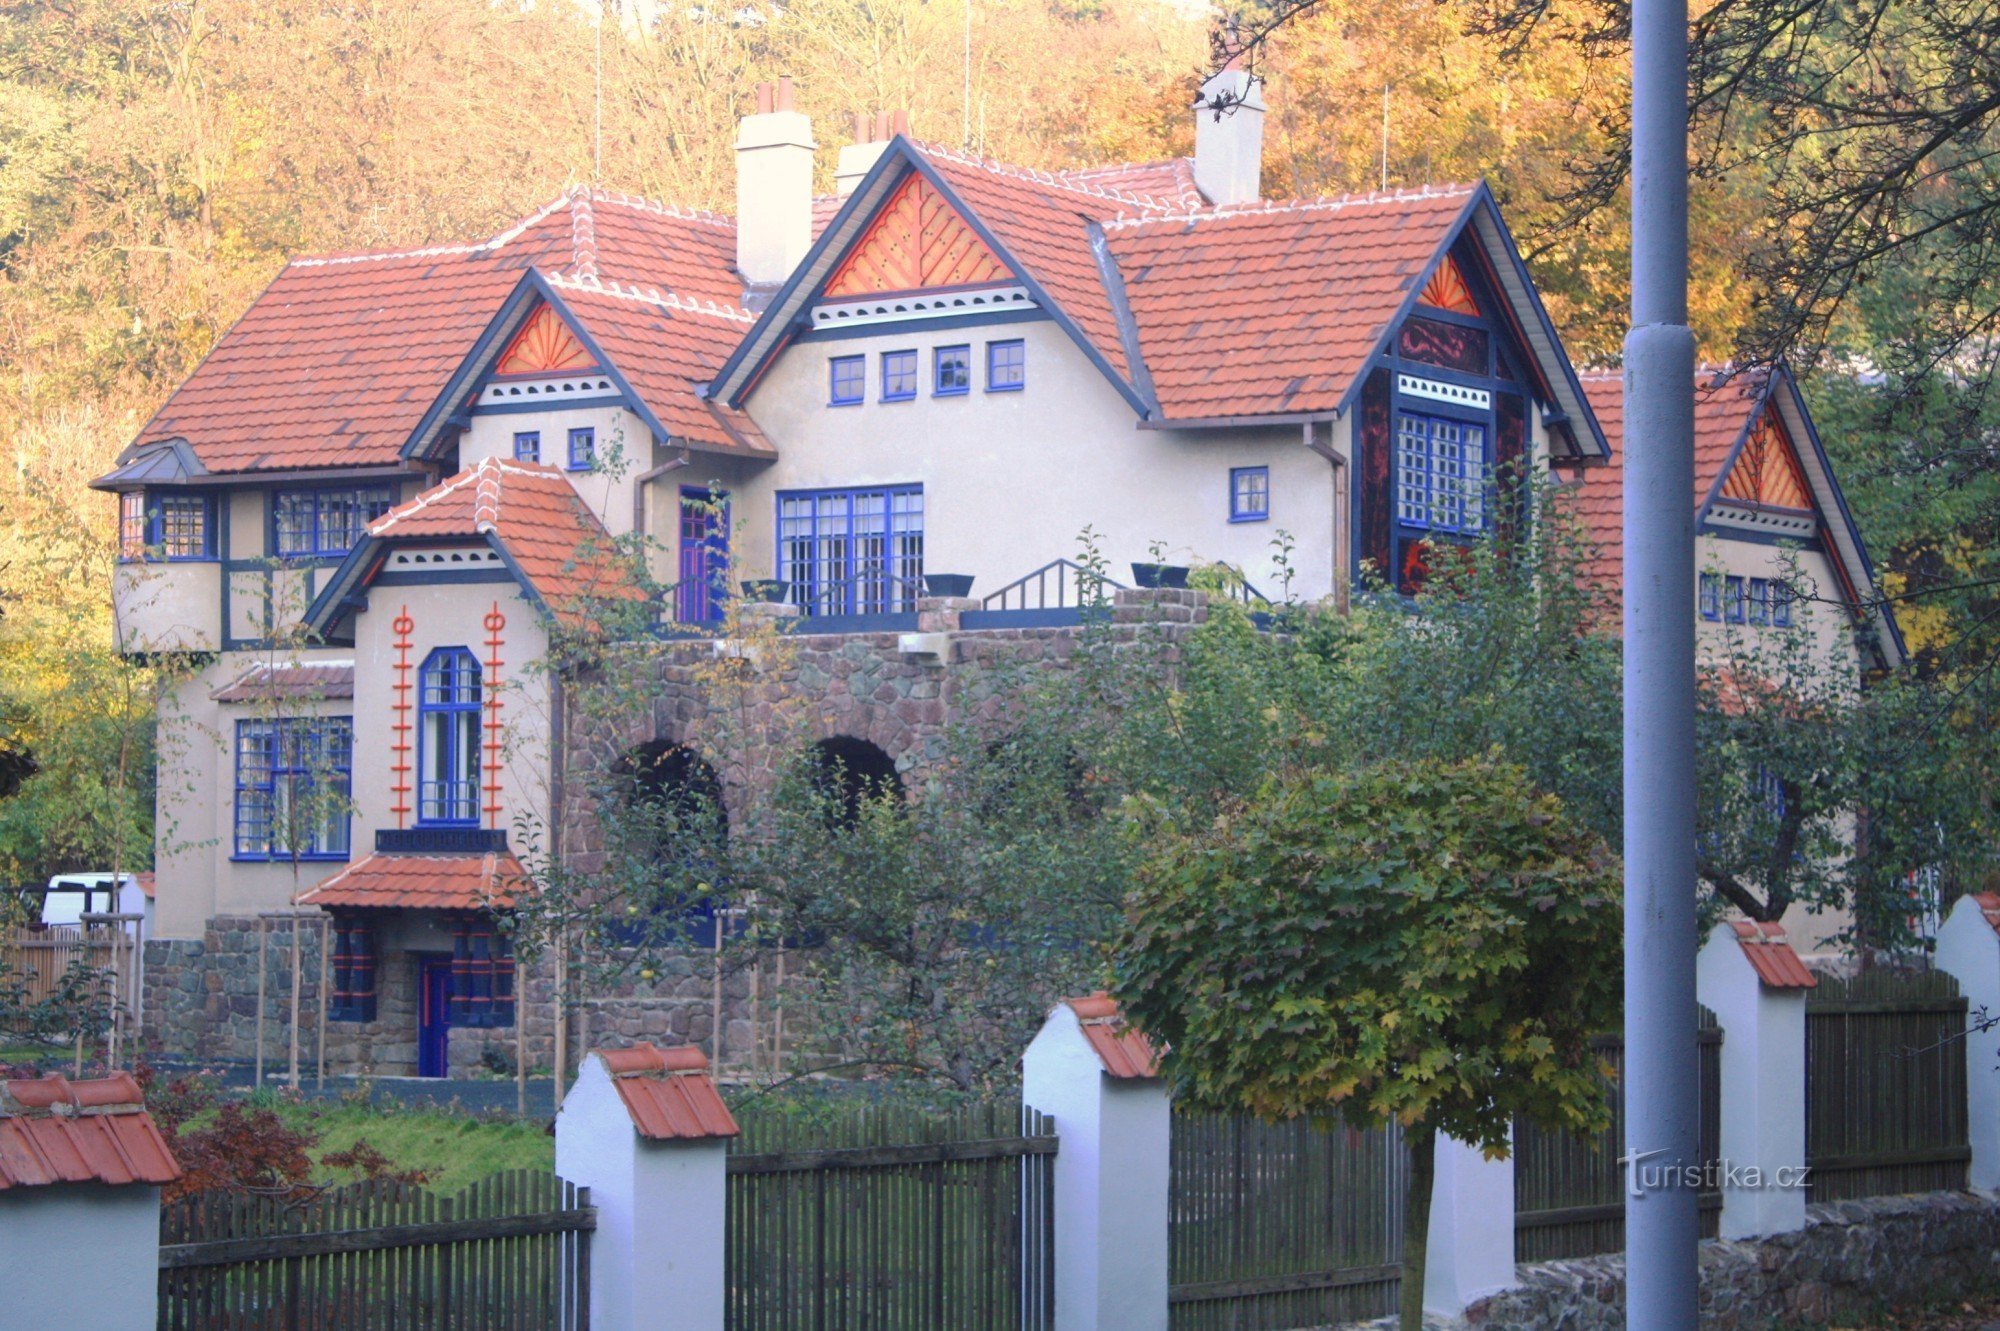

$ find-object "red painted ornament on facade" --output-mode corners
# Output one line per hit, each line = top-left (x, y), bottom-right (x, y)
(390, 608), (415, 828)
(482, 604), (507, 830)
(1721, 411), (1812, 512)
(824, 174), (1012, 297)
(1417, 256), (1480, 317)
(495, 304), (597, 377)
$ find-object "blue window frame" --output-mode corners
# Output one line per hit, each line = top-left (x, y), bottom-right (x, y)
(1724, 576), (1746, 623)
(119, 491), (217, 562)
(274, 486), (396, 558)
(1394, 410), (1488, 534)
(934, 345), (971, 396)
(514, 431), (541, 462)
(418, 647), (482, 827)
(986, 339), (1025, 392)
(1748, 577), (1772, 625)
(830, 355), (865, 405)
(233, 718), (353, 860)
(1773, 581), (1793, 627)
(1230, 467), (1270, 522)
(882, 350), (918, 402)
(567, 427), (596, 471)
(1699, 572), (1722, 620)
(777, 486), (924, 617)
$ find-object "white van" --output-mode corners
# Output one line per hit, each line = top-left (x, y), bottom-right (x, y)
(39, 873), (151, 937)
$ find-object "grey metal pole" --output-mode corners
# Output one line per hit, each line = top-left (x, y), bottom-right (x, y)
(1625, 0), (1700, 1321)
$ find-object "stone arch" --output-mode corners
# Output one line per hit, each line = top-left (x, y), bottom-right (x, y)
(608, 740), (729, 944)
(805, 735), (905, 829)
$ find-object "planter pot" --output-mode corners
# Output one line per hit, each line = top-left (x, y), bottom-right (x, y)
(923, 574), (976, 598)
(740, 579), (791, 603)
(1131, 563), (1190, 589)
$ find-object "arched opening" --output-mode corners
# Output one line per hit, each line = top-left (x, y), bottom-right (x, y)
(609, 741), (729, 946)
(805, 736), (904, 830)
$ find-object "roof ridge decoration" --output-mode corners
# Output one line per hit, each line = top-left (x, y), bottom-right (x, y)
(371, 456), (556, 538)
(1099, 182), (1479, 231)
(908, 138), (1180, 213)
(543, 272), (757, 323)
(569, 185), (600, 284)
(580, 185), (735, 230)
(289, 193), (578, 269)
(473, 465), (503, 534)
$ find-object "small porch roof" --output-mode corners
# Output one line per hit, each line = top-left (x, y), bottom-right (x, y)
(299, 850), (525, 912)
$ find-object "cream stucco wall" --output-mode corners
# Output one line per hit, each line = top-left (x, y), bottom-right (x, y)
(347, 565), (554, 850)
(1694, 530), (1865, 687)
(735, 319), (1343, 602)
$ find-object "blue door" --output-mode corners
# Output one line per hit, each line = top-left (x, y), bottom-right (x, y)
(417, 954), (452, 1078)
(677, 488), (730, 623)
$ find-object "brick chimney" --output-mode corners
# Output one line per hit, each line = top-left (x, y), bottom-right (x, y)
(835, 110), (908, 198)
(736, 77), (816, 288)
(1192, 67), (1264, 206)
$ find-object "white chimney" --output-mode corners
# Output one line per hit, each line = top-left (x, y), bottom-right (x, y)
(736, 77), (816, 287)
(836, 110), (907, 198)
(1192, 68), (1265, 206)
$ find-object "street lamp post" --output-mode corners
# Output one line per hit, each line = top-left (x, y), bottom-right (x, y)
(1624, 0), (1701, 1324)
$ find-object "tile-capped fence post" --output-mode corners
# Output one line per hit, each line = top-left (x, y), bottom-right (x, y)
(1423, 1132), (1518, 1316)
(1935, 892), (2000, 1190)
(555, 1043), (739, 1331)
(1022, 992), (1169, 1331)
(0, 1071), (183, 1331)
(1694, 919), (1813, 1238)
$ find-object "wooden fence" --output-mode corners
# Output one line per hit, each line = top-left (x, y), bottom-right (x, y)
(157, 1171), (593, 1330)
(1, 923), (132, 1013)
(1806, 967), (1969, 1202)
(1168, 1113), (1406, 1330)
(724, 1099), (1057, 1330)
(1512, 1011), (1724, 1261)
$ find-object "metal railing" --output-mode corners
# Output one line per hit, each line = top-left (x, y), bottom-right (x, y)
(980, 560), (1125, 613)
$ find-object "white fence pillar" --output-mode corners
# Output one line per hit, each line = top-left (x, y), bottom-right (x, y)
(0, 1071), (181, 1331)
(1694, 920), (1811, 1238)
(1935, 892), (2000, 1191)
(1023, 993), (1170, 1331)
(554, 1043), (737, 1331)
(1423, 1131), (1517, 1315)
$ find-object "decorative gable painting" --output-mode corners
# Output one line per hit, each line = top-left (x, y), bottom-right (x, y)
(824, 173), (1012, 297)
(1720, 411), (1813, 512)
(495, 304), (597, 377)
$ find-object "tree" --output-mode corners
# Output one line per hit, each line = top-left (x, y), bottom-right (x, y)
(1112, 754), (1622, 1331)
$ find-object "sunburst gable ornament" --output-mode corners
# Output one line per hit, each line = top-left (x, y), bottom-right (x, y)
(495, 305), (597, 376)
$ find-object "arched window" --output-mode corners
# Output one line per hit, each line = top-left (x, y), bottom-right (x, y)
(805, 736), (904, 830)
(418, 647), (481, 826)
(611, 741), (731, 945)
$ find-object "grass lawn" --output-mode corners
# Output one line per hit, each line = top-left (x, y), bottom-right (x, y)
(276, 1102), (553, 1195)
(1838, 1292), (2000, 1330)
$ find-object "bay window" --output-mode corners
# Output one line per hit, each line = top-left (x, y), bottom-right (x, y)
(274, 486), (396, 558)
(233, 717), (353, 860)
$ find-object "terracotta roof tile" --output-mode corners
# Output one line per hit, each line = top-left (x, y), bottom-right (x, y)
(1969, 892), (2000, 936)
(1728, 920), (1817, 989)
(1057, 158), (1206, 210)
(211, 661), (355, 703)
(0, 1073), (182, 1190)
(1066, 992), (1162, 1079)
(595, 1044), (739, 1140)
(1563, 371), (1762, 608)
(1106, 189), (1475, 419)
(127, 191), (746, 475)
(369, 458), (648, 622)
(298, 851), (525, 911)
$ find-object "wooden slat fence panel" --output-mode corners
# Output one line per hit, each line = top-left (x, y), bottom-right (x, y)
(2, 923), (131, 1016)
(1512, 1009), (1724, 1261)
(1806, 968), (1969, 1202)
(156, 1170), (592, 1331)
(725, 1099), (1056, 1331)
(1168, 1113), (1406, 1330)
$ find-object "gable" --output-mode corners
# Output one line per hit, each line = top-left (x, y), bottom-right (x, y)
(1719, 408), (1812, 512)
(1417, 255), (1480, 317)
(495, 303), (597, 376)
(823, 173), (1012, 297)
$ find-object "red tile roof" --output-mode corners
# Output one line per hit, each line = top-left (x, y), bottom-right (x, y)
(298, 851), (525, 911)
(1728, 920), (1818, 989)
(135, 873), (155, 900)
(1106, 188), (1476, 420)
(1058, 158), (1205, 210)
(1564, 371), (1761, 601)
(1968, 892), (2000, 936)
(0, 1072), (182, 1191)
(595, 1044), (739, 1140)
(1066, 992), (1162, 1079)
(211, 661), (356, 703)
(124, 191), (746, 476)
(368, 458), (648, 621)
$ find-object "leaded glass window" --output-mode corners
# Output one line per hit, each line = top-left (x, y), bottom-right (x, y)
(1394, 411), (1488, 535)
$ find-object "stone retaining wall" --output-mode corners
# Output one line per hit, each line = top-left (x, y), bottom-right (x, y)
(1465, 1191), (2000, 1329)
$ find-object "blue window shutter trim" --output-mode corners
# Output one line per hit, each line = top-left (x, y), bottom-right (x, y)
(1229, 466), (1270, 522)
(514, 431), (541, 462)
(829, 355), (865, 405)
(986, 339), (1025, 392)
(567, 427), (595, 470)
(934, 345), (971, 396)
(882, 350), (918, 402)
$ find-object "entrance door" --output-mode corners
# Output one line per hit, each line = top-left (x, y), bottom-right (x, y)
(677, 488), (730, 624)
(417, 954), (452, 1078)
